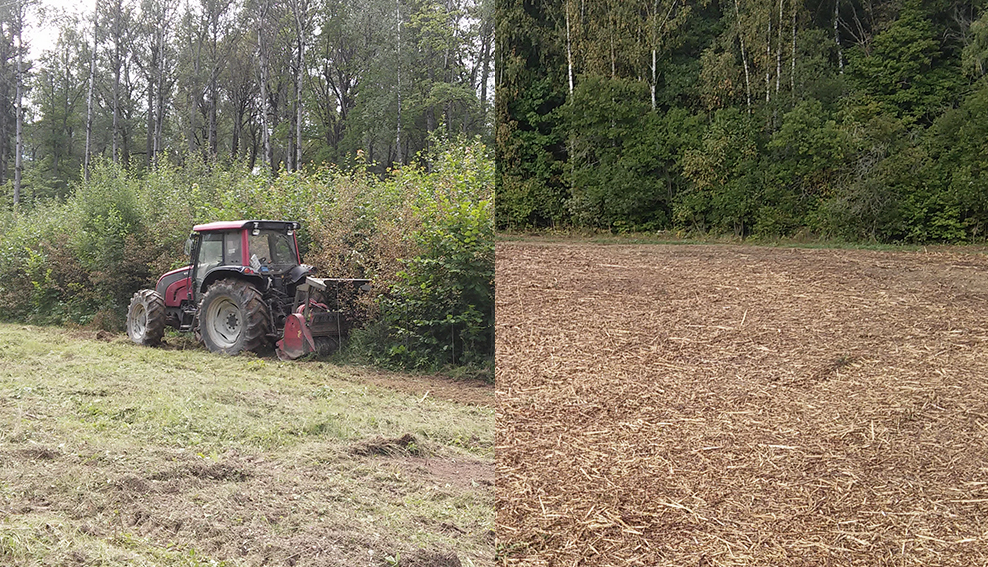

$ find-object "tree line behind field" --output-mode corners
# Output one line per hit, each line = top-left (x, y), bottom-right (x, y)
(496, 0), (988, 242)
(0, 0), (492, 205)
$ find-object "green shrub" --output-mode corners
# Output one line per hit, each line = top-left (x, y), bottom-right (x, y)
(0, 139), (495, 370)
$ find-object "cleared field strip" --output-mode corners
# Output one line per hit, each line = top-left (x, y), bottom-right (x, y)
(496, 242), (988, 566)
(0, 325), (493, 567)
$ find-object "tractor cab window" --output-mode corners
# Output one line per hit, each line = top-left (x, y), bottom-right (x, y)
(199, 233), (223, 267)
(248, 230), (298, 274)
(224, 232), (243, 265)
(194, 232), (242, 294)
(194, 233), (222, 293)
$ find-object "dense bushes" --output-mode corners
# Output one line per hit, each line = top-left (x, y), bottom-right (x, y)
(0, 137), (493, 374)
(496, 0), (988, 244)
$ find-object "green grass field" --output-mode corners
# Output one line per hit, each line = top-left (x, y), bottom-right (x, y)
(0, 325), (493, 566)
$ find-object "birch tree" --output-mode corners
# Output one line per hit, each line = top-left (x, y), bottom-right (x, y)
(643, 0), (689, 110)
(12, 0), (28, 206)
(138, 0), (176, 166)
(99, 0), (133, 164)
(288, 0), (311, 171)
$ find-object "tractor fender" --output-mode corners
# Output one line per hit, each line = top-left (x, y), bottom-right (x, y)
(200, 267), (266, 294)
(288, 264), (315, 285)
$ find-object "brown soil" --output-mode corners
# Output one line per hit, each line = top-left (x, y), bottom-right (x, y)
(496, 241), (988, 566)
(348, 369), (493, 407)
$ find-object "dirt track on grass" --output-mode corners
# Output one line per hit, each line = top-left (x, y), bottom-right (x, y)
(495, 241), (988, 566)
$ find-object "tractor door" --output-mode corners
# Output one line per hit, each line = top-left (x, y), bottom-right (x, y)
(190, 231), (243, 302)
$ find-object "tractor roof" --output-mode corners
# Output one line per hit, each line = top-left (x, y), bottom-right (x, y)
(193, 220), (301, 232)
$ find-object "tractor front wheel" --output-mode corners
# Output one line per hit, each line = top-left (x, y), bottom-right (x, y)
(127, 289), (166, 346)
(198, 279), (270, 355)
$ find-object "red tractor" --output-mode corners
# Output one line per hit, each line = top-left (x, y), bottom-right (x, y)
(126, 220), (369, 360)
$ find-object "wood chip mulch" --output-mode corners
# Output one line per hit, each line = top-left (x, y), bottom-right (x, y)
(496, 241), (988, 566)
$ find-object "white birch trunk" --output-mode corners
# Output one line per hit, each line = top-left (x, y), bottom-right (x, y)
(85, 8), (98, 182)
(395, 0), (402, 164)
(733, 0), (752, 113)
(834, 0), (843, 74)
(766, 19), (771, 103)
(776, 0), (783, 93)
(13, 2), (23, 206)
(112, 1), (121, 164)
(154, 18), (166, 164)
(566, 0), (573, 98)
(257, 28), (271, 170)
(294, 0), (306, 170)
(651, 48), (657, 110)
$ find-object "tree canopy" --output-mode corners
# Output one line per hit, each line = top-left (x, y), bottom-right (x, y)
(0, 0), (492, 204)
(496, 0), (988, 242)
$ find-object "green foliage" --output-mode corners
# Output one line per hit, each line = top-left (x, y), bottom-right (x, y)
(677, 108), (761, 236)
(354, 138), (495, 372)
(566, 77), (688, 231)
(382, 182), (493, 370)
(925, 83), (988, 238)
(495, 75), (569, 228)
(963, 11), (988, 80)
(496, 0), (983, 244)
(0, 138), (494, 371)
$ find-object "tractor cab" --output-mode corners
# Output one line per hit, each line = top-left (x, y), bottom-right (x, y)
(186, 220), (308, 303)
(153, 220), (311, 334)
(129, 219), (367, 359)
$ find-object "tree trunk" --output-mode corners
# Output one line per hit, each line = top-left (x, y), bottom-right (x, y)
(208, 73), (218, 158)
(13, 1), (23, 207)
(85, 9), (98, 182)
(395, 0), (402, 165)
(256, 1), (272, 172)
(649, 0), (679, 111)
(207, 7), (219, 159)
(111, 0), (122, 165)
(566, 0), (573, 98)
(651, 48), (656, 110)
(791, 1), (797, 94)
(146, 46), (155, 166)
(293, 0), (307, 171)
(479, 18), (492, 116)
(776, 0), (784, 93)
(733, 0), (752, 112)
(155, 48), (165, 163)
(834, 0), (843, 74)
(765, 19), (771, 103)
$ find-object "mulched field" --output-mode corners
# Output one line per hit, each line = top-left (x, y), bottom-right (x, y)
(495, 241), (988, 566)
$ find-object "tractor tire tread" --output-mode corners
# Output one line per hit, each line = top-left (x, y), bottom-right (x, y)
(198, 279), (270, 355)
(127, 289), (166, 346)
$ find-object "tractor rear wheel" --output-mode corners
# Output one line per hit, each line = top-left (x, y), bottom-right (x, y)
(127, 289), (166, 346)
(198, 279), (270, 355)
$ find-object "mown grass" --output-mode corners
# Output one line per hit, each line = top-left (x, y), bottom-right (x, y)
(495, 228), (988, 253)
(0, 324), (493, 566)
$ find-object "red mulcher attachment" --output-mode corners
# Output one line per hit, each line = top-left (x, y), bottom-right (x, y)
(276, 276), (371, 360)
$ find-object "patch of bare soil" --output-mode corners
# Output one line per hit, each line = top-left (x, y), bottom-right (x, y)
(346, 369), (493, 407)
(496, 242), (988, 566)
